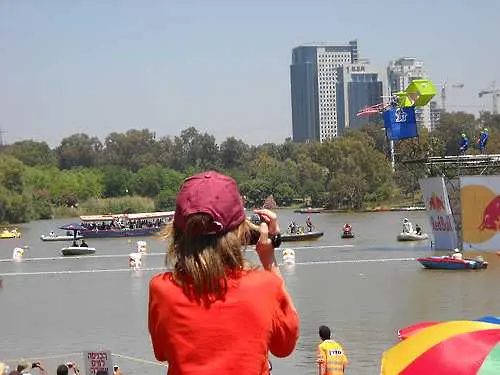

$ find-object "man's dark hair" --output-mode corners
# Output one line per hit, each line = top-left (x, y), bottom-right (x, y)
(56, 364), (69, 375)
(95, 371), (108, 375)
(319, 325), (331, 340)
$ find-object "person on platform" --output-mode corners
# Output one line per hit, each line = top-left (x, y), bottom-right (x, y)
(459, 133), (469, 154)
(402, 218), (413, 234)
(316, 325), (348, 375)
(479, 127), (489, 154)
(415, 224), (422, 235)
(342, 224), (352, 233)
(148, 171), (299, 374)
(451, 248), (463, 260)
(288, 221), (297, 234)
(79, 240), (88, 248)
(306, 216), (313, 232)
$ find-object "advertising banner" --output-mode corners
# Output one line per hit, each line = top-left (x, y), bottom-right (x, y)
(460, 176), (500, 251)
(420, 176), (458, 250)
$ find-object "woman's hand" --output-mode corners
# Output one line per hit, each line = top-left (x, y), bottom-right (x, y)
(253, 208), (280, 235)
(255, 221), (276, 270)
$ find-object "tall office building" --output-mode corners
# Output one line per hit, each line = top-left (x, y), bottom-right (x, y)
(290, 40), (358, 142)
(387, 57), (432, 130)
(429, 100), (441, 130)
(336, 61), (384, 132)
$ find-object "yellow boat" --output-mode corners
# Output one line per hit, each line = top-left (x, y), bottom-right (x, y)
(0, 229), (21, 239)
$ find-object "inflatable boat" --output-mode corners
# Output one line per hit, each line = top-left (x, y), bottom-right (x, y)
(61, 246), (96, 256)
(282, 231), (324, 242)
(417, 256), (488, 270)
(341, 231), (354, 239)
(397, 232), (429, 241)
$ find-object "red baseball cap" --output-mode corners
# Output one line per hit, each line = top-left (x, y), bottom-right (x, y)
(174, 171), (246, 236)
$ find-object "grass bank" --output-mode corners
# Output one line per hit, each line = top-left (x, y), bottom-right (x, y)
(52, 196), (156, 218)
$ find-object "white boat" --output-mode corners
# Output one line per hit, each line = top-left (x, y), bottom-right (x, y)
(41, 234), (83, 242)
(61, 246), (96, 256)
(397, 232), (429, 241)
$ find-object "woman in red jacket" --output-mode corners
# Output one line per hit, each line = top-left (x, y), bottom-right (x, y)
(148, 171), (299, 375)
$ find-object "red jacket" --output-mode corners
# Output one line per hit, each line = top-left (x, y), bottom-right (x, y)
(149, 270), (299, 374)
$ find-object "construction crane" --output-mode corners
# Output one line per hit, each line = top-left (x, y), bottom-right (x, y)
(478, 81), (500, 114)
(441, 81), (464, 111)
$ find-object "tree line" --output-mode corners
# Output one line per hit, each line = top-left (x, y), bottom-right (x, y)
(0, 111), (499, 224)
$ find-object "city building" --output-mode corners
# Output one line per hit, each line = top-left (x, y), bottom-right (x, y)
(429, 100), (441, 130)
(290, 40), (358, 142)
(336, 61), (384, 132)
(387, 57), (432, 130)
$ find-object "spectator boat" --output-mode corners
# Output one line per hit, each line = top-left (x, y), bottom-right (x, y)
(76, 211), (174, 238)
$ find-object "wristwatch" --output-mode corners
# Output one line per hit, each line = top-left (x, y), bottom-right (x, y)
(270, 233), (282, 248)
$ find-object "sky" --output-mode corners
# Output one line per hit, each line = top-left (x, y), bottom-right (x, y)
(0, 0), (499, 147)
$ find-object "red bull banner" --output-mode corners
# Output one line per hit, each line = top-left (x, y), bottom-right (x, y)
(460, 176), (500, 251)
(420, 177), (458, 250)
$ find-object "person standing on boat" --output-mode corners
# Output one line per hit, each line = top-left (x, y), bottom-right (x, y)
(316, 325), (348, 375)
(306, 216), (313, 232)
(451, 248), (463, 260)
(402, 218), (413, 234)
(80, 240), (88, 248)
(288, 221), (297, 234)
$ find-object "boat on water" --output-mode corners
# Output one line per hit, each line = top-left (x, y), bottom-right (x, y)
(417, 256), (488, 270)
(341, 231), (355, 239)
(0, 229), (21, 239)
(293, 208), (324, 214)
(397, 232), (429, 241)
(77, 211), (174, 238)
(282, 230), (324, 242)
(41, 233), (83, 241)
(61, 246), (96, 256)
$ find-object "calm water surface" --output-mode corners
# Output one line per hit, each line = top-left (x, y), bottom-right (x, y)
(1, 210), (499, 375)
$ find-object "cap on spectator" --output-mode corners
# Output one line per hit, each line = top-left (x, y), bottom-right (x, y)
(174, 171), (246, 236)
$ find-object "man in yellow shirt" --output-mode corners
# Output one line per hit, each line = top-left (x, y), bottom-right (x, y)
(316, 325), (349, 375)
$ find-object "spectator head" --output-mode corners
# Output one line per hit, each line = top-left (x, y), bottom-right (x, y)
(56, 365), (69, 375)
(16, 360), (29, 373)
(166, 171), (252, 301)
(95, 371), (108, 375)
(319, 325), (331, 340)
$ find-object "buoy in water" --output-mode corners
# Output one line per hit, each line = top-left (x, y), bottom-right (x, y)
(137, 240), (147, 254)
(128, 252), (142, 270)
(12, 247), (24, 261)
(282, 248), (296, 264)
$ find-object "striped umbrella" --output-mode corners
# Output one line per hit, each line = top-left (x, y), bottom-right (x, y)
(381, 321), (500, 374)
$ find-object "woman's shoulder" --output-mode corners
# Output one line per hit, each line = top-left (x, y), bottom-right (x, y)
(150, 271), (176, 290)
(241, 268), (284, 289)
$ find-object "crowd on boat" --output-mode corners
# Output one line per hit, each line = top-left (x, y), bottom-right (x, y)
(80, 218), (165, 231)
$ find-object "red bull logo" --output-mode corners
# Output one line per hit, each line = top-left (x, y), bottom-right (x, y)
(478, 195), (500, 231)
(428, 193), (445, 212)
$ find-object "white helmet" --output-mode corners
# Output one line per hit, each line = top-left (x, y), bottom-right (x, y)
(403, 218), (409, 222)
(454, 248), (460, 253)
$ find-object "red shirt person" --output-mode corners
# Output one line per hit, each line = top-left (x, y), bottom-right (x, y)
(148, 171), (299, 374)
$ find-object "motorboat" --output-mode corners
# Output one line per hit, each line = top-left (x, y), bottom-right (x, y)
(61, 246), (96, 256)
(293, 208), (324, 214)
(41, 233), (83, 242)
(341, 231), (355, 239)
(282, 230), (324, 242)
(417, 256), (488, 270)
(397, 232), (429, 241)
(0, 229), (21, 239)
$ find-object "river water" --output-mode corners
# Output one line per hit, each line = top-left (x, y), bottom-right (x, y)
(1, 210), (499, 375)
